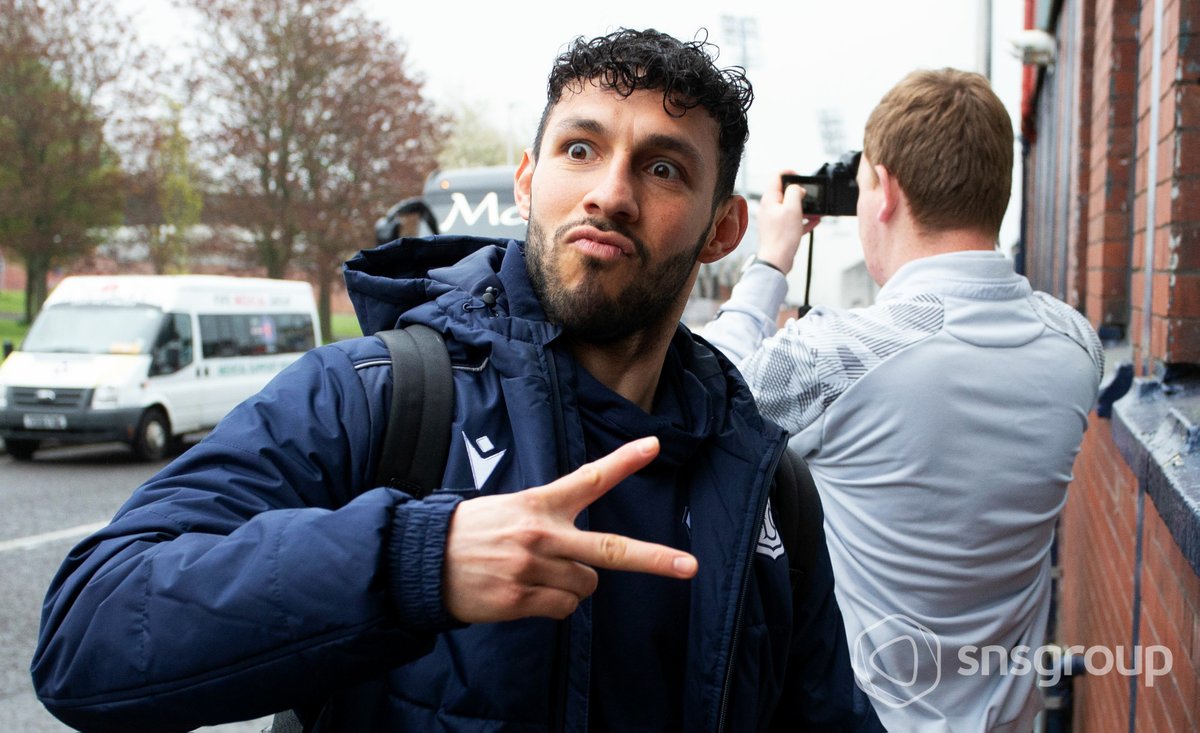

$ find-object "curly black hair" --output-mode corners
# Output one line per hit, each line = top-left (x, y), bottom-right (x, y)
(532, 28), (753, 205)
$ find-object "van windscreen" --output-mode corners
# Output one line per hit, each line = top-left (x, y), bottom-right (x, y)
(22, 304), (164, 355)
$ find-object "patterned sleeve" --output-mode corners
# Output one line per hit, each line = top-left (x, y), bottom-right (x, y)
(1028, 292), (1106, 383)
(741, 295), (944, 435)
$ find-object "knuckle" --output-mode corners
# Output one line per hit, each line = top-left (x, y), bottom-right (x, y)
(511, 551), (538, 581)
(513, 517), (548, 549)
(502, 584), (529, 611)
(598, 533), (627, 565)
(580, 465), (602, 488)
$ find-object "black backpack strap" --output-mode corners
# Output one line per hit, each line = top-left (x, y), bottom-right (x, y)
(372, 324), (454, 497)
(772, 446), (824, 591)
(271, 325), (455, 733)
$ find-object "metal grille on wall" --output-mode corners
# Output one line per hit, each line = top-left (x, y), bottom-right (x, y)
(1027, 0), (1079, 302)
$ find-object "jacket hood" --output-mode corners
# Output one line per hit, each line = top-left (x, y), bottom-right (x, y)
(343, 235), (519, 336)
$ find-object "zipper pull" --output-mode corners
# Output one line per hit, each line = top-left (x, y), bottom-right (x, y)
(462, 287), (500, 317)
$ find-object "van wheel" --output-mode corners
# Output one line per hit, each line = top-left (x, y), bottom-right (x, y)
(5, 439), (39, 461)
(132, 409), (171, 461)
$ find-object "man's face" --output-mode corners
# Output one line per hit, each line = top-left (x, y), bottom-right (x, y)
(515, 82), (742, 343)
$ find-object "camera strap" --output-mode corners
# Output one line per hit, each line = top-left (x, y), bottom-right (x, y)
(799, 230), (816, 318)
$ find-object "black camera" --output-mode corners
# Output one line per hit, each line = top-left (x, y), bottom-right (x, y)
(781, 150), (862, 217)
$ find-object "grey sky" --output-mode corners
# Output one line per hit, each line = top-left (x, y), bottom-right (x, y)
(123, 0), (1029, 302)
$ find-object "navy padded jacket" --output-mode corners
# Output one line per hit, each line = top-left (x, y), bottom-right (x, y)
(32, 237), (878, 732)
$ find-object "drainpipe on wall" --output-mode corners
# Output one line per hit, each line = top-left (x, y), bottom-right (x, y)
(1140, 0), (1164, 379)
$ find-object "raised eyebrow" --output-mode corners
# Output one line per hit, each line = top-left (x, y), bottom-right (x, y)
(642, 133), (705, 171)
(552, 117), (606, 139)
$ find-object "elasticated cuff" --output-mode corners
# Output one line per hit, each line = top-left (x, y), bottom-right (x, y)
(732, 261), (790, 318)
(387, 492), (464, 631)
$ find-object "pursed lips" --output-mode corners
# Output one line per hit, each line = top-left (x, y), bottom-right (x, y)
(565, 225), (636, 261)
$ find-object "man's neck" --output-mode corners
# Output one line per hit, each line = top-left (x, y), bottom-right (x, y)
(882, 227), (997, 283)
(566, 318), (678, 413)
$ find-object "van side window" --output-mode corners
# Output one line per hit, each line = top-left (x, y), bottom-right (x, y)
(150, 313), (194, 375)
(199, 313), (315, 358)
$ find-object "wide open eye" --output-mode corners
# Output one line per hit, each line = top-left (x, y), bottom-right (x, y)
(648, 160), (681, 180)
(566, 142), (595, 161)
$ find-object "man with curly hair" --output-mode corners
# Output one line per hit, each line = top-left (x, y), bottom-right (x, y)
(33, 29), (880, 732)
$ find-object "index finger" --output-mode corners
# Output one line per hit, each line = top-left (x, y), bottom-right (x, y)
(531, 436), (660, 518)
(771, 168), (799, 199)
(552, 529), (698, 579)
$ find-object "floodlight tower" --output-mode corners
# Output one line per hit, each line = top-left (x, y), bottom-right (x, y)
(721, 14), (760, 196)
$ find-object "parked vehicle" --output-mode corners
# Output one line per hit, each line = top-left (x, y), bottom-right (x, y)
(0, 275), (319, 461)
(375, 165), (526, 243)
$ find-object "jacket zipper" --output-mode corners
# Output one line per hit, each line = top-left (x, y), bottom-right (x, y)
(716, 438), (787, 733)
(545, 347), (574, 733)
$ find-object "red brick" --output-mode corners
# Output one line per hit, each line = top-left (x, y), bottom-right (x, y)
(1174, 128), (1200, 176)
(1194, 613), (1200, 687)
(1164, 223), (1200, 269)
(1162, 85), (1179, 140)
(1139, 110), (1153, 152)
(1132, 270), (1147, 304)
(1154, 272), (1200, 316)
(1163, 316), (1200, 361)
(1108, 122), (1137, 160)
(1182, 34), (1200, 82)
(1147, 519), (1190, 646)
(1169, 174), (1196, 224)
(1152, 313), (1169, 355)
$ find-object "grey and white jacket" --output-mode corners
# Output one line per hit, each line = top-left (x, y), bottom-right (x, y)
(704, 250), (1103, 733)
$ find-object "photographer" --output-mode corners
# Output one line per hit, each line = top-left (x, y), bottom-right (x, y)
(704, 68), (1104, 731)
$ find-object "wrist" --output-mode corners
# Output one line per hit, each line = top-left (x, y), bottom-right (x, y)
(747, 256), (789, 277)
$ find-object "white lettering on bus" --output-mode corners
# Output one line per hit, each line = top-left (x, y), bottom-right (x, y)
(442, 191), (499, 230)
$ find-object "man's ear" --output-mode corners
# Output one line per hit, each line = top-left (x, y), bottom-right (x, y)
(698, 195), (749, 264)
(875, 164), (900, 223)
(514, 149), (535, 221)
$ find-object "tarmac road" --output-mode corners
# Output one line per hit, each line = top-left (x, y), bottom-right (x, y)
(0, 441), (270, 732)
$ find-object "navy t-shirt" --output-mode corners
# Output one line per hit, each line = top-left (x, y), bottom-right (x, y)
(575, 346), (712, 732)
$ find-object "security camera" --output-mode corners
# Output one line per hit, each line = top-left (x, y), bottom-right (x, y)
(1010, 29), (1056, 67)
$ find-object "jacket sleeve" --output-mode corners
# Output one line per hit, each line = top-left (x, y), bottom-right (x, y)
(30, 343), (463, 733)
(699, 262), (790, 368)
(770, 528), (886, 733)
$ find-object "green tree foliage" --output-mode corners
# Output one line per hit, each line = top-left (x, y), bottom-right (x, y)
(0, 0), (128, 321)
(188, 0), (445, 338)
(438, 105), (524, 170)
(126, 103), (204, 274)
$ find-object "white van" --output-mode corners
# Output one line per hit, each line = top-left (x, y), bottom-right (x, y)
(0, 275), (320, 461)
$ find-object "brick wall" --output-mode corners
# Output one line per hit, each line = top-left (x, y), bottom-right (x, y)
(1085, 0), (1137, 334)
(1059, 418), (1137, 727)
(1060, 416), (1200, 730)
(1129, 0), (1200, 368)
(1068, 0), (1096, 310)
(1027, 0), (1200, 729)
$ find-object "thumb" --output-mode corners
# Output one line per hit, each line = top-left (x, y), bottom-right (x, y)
(534, 436), (660, 518)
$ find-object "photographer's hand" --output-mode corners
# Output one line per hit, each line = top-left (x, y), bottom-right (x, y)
(442, 437), (698, 624)
(755, 169), (820, 275)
